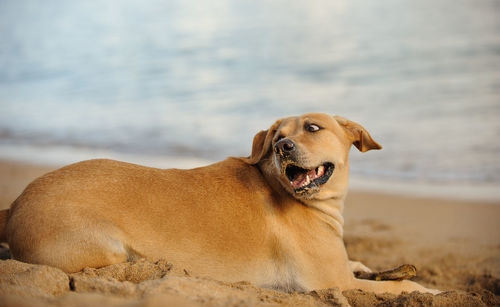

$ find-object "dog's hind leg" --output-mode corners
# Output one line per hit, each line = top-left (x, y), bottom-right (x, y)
(9, 225), (132, 273)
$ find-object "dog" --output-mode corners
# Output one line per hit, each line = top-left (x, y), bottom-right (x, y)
(0, 113), (438, 294)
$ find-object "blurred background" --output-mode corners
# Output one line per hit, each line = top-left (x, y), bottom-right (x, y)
(0, 0), (499, 200)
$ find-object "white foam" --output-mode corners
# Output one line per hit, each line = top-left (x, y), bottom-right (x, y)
(349, 177), (500, 203)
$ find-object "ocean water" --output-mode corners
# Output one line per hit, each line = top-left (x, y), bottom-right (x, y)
(1, 0), (499, 200)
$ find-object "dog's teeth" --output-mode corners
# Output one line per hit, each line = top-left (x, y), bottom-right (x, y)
(317, 165), (324, 177)
(305, 175), (311, 186)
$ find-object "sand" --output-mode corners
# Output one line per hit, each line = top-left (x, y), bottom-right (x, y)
(0, 160), (499, 306)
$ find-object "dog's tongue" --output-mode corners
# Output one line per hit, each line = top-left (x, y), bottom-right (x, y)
(291, 169), (317, 189)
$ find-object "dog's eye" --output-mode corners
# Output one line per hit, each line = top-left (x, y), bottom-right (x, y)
(306, 124), (321, 132)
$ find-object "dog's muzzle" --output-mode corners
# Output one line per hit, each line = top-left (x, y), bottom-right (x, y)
(274, 139), (335, 194)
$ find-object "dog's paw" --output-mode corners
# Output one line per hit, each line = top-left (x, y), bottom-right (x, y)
(349, 260), (372, 273)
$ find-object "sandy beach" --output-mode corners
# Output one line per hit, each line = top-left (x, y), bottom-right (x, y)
(0, 159), (499, 306)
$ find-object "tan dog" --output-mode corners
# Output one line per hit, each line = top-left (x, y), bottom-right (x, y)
(0, 113), (438, 294)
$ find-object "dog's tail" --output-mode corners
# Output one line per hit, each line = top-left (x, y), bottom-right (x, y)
(0, 209), (9, 242)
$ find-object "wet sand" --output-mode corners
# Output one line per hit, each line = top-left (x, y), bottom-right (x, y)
(0, 160), (499, 306)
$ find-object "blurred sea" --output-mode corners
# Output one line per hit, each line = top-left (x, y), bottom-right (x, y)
(0, 0), (499, 200)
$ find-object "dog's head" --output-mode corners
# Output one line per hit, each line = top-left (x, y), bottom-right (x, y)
(242, 113), (381, 201)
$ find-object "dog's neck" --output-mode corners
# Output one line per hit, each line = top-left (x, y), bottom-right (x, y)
(255, 159), (346, 237)
(302, 197), (345, 237)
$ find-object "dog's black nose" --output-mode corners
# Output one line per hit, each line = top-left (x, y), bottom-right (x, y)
(275, 139), (295, 153)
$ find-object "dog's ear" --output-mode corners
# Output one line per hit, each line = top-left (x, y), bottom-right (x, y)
(334, 116), (382, 152)
(241, 120), (282, 165)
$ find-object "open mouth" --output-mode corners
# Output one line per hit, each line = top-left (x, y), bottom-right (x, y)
(285, 162), (335, 192)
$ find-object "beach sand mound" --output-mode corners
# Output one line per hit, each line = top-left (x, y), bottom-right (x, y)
(0, 256), (498, 307)
(0, 258), (349, 307)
